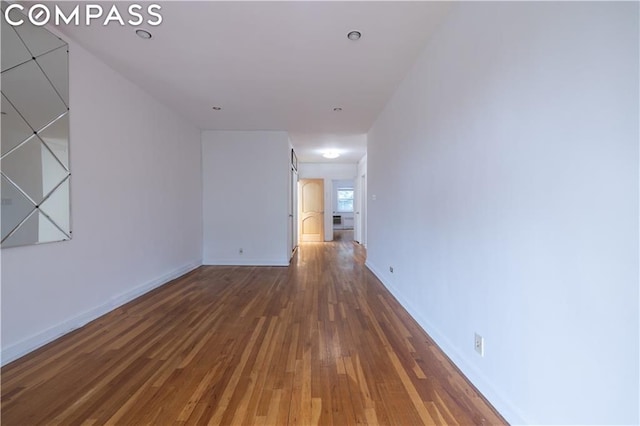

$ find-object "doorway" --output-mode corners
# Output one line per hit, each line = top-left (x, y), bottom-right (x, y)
(332, 179), (355, 242)
(355, 173), (366, 246)
(288, 166), (299, 258)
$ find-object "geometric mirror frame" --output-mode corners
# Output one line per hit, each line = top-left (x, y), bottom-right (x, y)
(1, 2), (71, 248)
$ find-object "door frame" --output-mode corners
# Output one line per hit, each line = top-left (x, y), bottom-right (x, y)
(288, 165), (299, 258)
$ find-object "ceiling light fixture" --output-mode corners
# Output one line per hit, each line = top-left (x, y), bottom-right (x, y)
(347, 31), (361, 41)
(212, 106), (222, 111)
(135, 29), (152, 40)
(322, 151), (340, 159)
(333, 107), (342, 112)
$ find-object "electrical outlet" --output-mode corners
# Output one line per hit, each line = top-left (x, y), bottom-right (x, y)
(474, 333), (484, 357)
(389, 266), (394, 273)
(239, 248), (243, 255)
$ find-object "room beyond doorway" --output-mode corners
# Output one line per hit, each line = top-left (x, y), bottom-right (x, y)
(296, 161), (366, 245)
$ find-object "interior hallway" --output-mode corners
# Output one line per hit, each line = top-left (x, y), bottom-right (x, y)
(1, 239), (505, 425)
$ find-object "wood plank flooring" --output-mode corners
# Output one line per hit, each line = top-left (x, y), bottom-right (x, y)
(1, 237), (507, 425)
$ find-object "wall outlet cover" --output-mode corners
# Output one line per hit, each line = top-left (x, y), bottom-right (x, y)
(474, 333), (484, 357)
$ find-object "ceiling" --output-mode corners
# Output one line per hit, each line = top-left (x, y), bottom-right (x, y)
(53, 1), (452, 163)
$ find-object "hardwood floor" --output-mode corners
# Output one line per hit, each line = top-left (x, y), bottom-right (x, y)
(1, 239), (506, 425)
(333, 229), (354, 242)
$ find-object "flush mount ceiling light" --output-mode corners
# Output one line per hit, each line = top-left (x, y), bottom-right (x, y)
(333, 107), (342, 112)
(322, 151), (340, 159)
(212, 106), (222, 111)
(347, 31), (361, 41)
(135, 29), (152, 39)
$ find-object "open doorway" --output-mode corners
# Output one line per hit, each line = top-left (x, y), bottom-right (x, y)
(288, 164), (299, 258)
(355, 172), (366, 246)
(332, 179), (354, 242)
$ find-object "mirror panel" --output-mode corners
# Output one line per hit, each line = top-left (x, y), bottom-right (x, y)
(38, 112), (69, 169)
(1, 60), (68, 132)
(3, 4), (67, 58)
(3, 208), (68, 247)
(1, 3), (71, 247)
(1, 137), (68, 204)
(0, 16), (31, 72)
(1, 175), (37, 241)
(1, 94), (34, 155)
(36, 46), (69, 106)
(40, 178), (70, 235)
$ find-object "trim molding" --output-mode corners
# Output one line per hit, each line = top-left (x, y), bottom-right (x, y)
(1, 260), (202, 366)
(203, 259), (289, 267)
(365, 260), (526, 425)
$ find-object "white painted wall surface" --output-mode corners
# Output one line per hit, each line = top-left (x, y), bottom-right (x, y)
(1, 39), (203, 364)
(366, 2), (638, 425)
(202, 131), (289, 266)
(298, 162), (357, 241)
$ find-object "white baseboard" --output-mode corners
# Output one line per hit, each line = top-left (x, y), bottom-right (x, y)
(203, 258), (289, 267)
(364, 260), (526, 425)
(1, 260), (202, 366)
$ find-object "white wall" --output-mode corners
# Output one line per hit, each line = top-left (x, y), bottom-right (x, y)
(366, 2), (638, 425)
(298, 162), (357, 241)
(202, 131), (290, 266)
(1, 39), (203, 364)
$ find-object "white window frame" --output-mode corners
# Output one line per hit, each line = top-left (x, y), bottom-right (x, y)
(336, 188), (354, 213)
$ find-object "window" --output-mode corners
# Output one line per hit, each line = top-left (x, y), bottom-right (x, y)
(337, 189), (354, 212)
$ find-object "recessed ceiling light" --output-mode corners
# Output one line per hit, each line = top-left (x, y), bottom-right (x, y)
(136, 29), (152, 40)
(323, 151), (340, 159)
(347, 31), (361, 41)
(212, 106), (222, 111)
(333, 107), (342, 112)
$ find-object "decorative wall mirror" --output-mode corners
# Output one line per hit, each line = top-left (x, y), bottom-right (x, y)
(1, 3), (71, 248)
